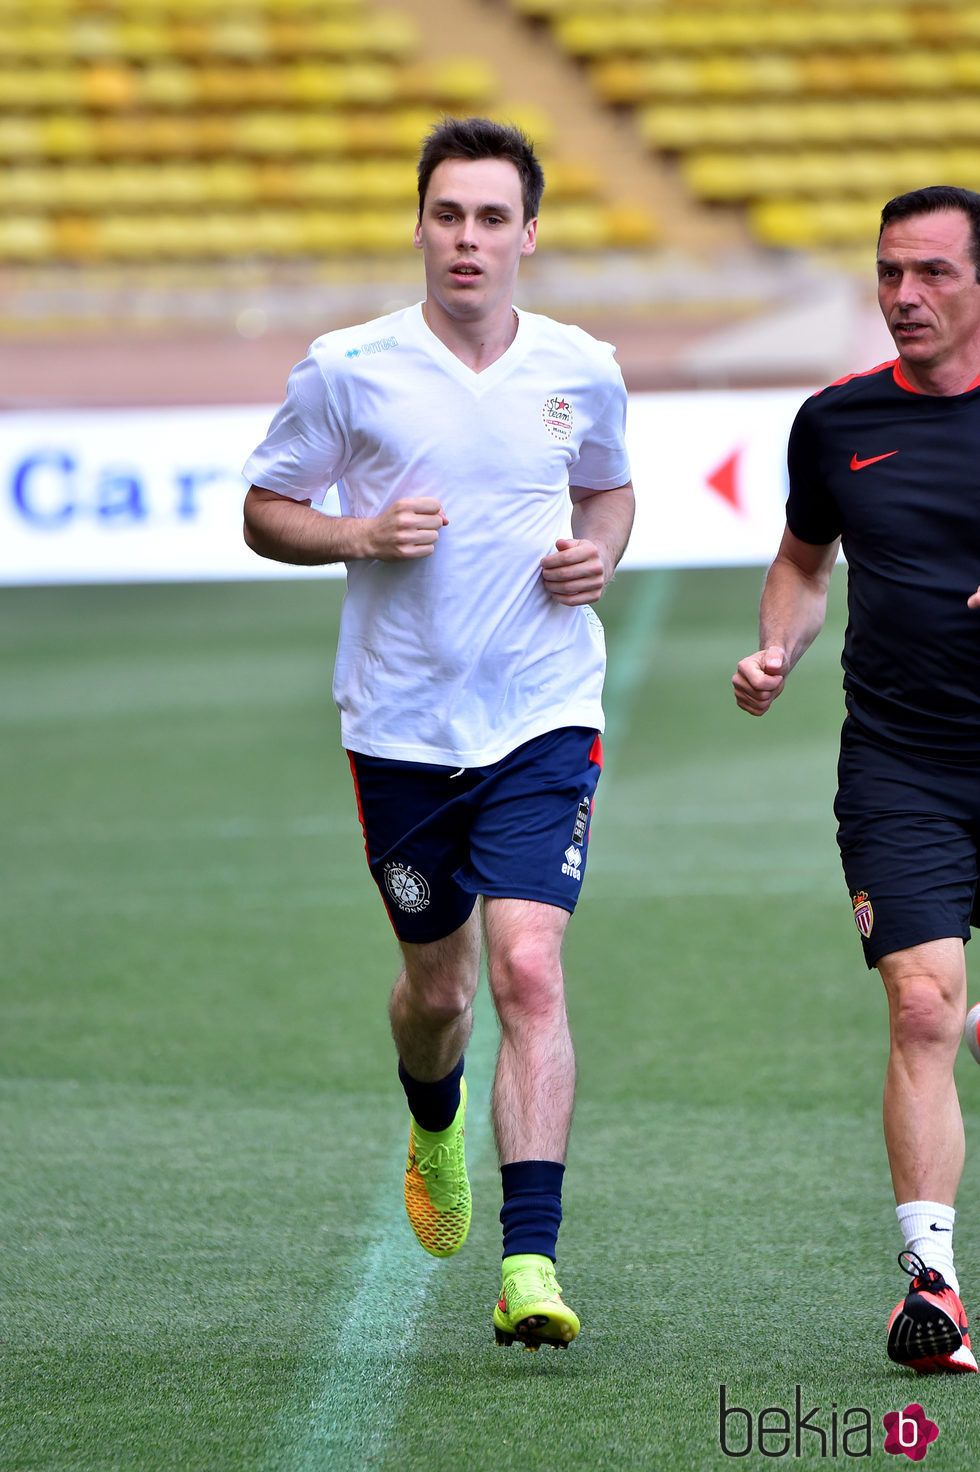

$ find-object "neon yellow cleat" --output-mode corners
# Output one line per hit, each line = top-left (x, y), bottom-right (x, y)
(493, 1253), (580, 1350)
(404, 1076), (471, 1257)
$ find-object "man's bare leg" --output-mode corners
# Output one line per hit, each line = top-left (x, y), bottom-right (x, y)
(389, 906), (482, 1081)
(880, 937), (966, 1209)
(880, 936), (977, 1373)
(485, 897), (580, 1348)
(391, 907), (482, 1259)
(484, 897), (574, 1164)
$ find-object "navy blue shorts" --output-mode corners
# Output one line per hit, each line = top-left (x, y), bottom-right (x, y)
(348, 727), (603, 944)
(834, 719), (980, 968)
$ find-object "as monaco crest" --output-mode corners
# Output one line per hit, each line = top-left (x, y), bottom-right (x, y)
(851, 890), (874, 938)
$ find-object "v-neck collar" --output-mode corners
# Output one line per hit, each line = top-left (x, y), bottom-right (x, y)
(414, 302), (536, 392)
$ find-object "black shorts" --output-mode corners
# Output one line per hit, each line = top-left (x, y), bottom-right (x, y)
(834, 719), (980, 968)
(348, 727), (603, 945)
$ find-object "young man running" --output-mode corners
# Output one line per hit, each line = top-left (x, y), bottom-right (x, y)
(242, 117), (634, 1348)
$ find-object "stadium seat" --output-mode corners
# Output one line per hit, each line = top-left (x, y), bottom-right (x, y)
(0, 213), (55, 261)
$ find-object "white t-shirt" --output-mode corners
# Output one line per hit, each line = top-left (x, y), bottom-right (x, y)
(244, 303), (631, 766)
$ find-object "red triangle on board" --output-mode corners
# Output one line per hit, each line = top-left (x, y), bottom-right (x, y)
(706, 448), (743, 512)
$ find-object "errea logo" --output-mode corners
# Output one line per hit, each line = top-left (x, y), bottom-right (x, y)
(562, 845), (582, 881)
(346, 336), (399, 360)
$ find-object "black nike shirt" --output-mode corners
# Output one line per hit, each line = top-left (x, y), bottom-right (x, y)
(786, 358), (980, 760)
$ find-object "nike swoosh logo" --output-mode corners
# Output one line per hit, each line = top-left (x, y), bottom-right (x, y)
(850, 451), (899, 470)
(930, 1223), (952, 1232)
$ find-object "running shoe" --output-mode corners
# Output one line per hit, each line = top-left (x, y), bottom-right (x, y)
(887, 1251), (978, 1374)
(403, 1077), (471, 1257)
(493, 1253), (580, 1350)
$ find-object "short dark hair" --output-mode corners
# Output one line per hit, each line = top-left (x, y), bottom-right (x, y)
(879, 185), (980, 281)
(417, 116), (545, 224)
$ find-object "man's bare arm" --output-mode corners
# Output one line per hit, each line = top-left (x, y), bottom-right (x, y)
(732, 525), (839, 716)
(539, 482), (635, 606)
(243, 485), (448, 566)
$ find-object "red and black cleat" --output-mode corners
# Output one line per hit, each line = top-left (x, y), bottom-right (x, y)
(887, 1251), (978, 1374)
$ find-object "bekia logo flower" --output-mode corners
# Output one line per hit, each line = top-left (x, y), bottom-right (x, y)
(883, 1403), (939, 1461)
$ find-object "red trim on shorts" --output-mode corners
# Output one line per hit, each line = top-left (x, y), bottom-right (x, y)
(347, 750), (402, 936)
(589, 733), (603, 769)
(346, 750), (372, 863)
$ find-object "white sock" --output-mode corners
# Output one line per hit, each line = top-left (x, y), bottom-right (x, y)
(896, 1200), (958, 1294)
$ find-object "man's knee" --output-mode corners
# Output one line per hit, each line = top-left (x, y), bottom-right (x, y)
(395, 922), (481, 1025)
(882, 967), (964, 1053)
(489, 937), (565, 1024)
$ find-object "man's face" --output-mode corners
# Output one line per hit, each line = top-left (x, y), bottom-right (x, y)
(877, 209), (980, 384)
(414, 157), (537, 324)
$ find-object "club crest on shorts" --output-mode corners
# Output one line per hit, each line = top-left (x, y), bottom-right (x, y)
(542, 394), (573, 441)
(383, 861), (431, 913)
(851, 889), (874, 938)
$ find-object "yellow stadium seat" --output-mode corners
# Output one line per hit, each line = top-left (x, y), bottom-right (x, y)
(115, 20), (172, 60)
(545, 159), (600, 200)
(41, 114), (95, 157)
(635, 56), (702, 98)
(396, 57), (497, 107)
(52, 212), (101, 259)
(0, 213), (55, 261)
(297, 209), (358, 254)
(696, 55), (759, 95)
(0, 66), (79, 107)
(951, 48), (980, 86)
(141, 64), (197, 109)
(354, 209), (414, 253)
(353, 158), (416, 201)
(603, 203), (658, 247)
(1, 22), (68, 59)
(591, 59), (648, 105)
(233, 111), (303, 154)
(2, 164), (59, 207)
(291, 112), (353, 154)
(799, 53), (858, 94)
(538, 203), (605, 250)
(684, 152), (758, 201)
(205, 159), (258, 204)
(82, 62), (140, 109)
(206, 17), (271, 59)
(0, 117), (44, 159)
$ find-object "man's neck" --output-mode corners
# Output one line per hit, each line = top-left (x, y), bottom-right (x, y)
(421, 301), (519, 373)
(898, 353), (980, 397)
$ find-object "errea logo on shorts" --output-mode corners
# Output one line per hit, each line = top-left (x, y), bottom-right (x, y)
(543, 394), (573, 441)
(562, 845), (582, 881)
(383, 861), (430, 913)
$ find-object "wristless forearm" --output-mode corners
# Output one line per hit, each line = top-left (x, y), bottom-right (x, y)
(244, 496), (370, 565)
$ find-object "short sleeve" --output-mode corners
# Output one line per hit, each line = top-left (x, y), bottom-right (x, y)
(242, 351), (351, 506)
(571, 363), (631, 491)
(785, 398), (842, 545)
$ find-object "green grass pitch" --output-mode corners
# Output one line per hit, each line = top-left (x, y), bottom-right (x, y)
(3, 567), (980, 1470)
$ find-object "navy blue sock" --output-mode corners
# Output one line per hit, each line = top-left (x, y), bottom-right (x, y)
(499, 1160), (565, 1261)
(398, 1056), (463, 1133)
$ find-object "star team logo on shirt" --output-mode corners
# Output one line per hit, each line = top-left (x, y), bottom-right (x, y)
(543, 394), (574, 441)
